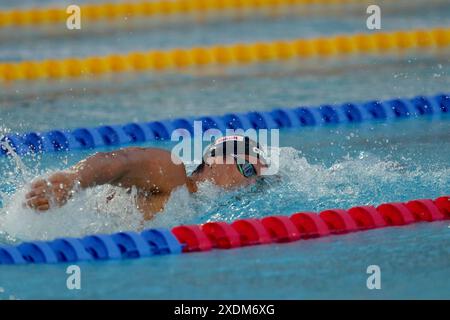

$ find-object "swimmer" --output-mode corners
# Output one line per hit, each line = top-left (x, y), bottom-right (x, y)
(24, 135), (268, 220)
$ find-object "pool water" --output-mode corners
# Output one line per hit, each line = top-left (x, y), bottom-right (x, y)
(0, 118), (449, 299)
(0, 1), (449, 299)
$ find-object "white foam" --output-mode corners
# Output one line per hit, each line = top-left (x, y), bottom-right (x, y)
(0, 185), (143, 241)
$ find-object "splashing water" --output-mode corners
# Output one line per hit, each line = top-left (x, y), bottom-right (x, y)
(200, 147), (449, 222)
(0, 145), (448, 244)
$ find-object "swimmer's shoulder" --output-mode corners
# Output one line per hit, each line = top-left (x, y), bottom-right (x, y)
(120, 146), (190, 190)
(119, 146), (184, 166)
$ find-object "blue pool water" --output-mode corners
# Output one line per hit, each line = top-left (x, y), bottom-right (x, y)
(0, 118), (449, 299)
(0, 1), (449, 299)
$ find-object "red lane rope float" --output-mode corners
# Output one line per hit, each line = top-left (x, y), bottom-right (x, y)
(290, 212), (330, 238)
(405, 199), (446, 221)
(377, 202), (416, 226)
(231, 219), (272, 246)
(347, 206), (387, 229)
(171, 225), (213, 252)
(261, 216), (302, 242)
(319, 209), (358, 234)
(202, 222), (241, 249)
(171, 196), (450, 253)
(435, 196), (450, 217)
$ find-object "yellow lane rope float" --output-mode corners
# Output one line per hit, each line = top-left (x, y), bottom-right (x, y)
(0, 0), (408, 28)
(0, 28), (449, 82)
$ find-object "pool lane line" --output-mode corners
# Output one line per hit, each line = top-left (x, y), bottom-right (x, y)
(1, 92), (449, 157)
(0, 0), (405, 28)
(0, 27), (449, 83)
(0, 196), (448, 265)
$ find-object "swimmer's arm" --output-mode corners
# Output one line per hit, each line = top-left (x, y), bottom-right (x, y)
(70, 147), (188, 192)
(25, 147), (188, 211)
(69, 150), (130, 188)
(24, 150), (130, 211)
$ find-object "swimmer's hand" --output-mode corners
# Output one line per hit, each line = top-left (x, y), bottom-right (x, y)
(24, 172), (77, 211)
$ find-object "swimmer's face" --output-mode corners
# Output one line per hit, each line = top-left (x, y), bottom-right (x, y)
(201, 155), (265, 189)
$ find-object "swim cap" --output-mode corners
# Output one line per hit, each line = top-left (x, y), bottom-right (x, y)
(202, 135), (268, 166)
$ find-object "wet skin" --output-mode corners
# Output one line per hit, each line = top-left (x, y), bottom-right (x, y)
(24, 147), (265, 220)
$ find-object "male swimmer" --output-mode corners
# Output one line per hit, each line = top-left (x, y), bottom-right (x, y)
(24, 135), (268, 220)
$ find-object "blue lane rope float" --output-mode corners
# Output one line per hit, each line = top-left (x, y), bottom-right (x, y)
(0, 196), (448, 265)
(0, 228), (183, 264)
(1, 93), (449, 157)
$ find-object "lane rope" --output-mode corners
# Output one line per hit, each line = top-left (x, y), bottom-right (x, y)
(1, 195), (448, 264)
(0, 0), (391, 28)
(1, 92), (449, 157)
(1, 27), (449, 82)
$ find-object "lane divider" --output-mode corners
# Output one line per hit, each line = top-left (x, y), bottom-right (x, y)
(1, 92), (449, 157)
(0, 0), (386, 28)
(1, 27), (449, 82)
(1, 196), (448, 264)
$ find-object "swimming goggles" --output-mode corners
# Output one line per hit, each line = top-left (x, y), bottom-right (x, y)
(236, 159), (257, 178)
